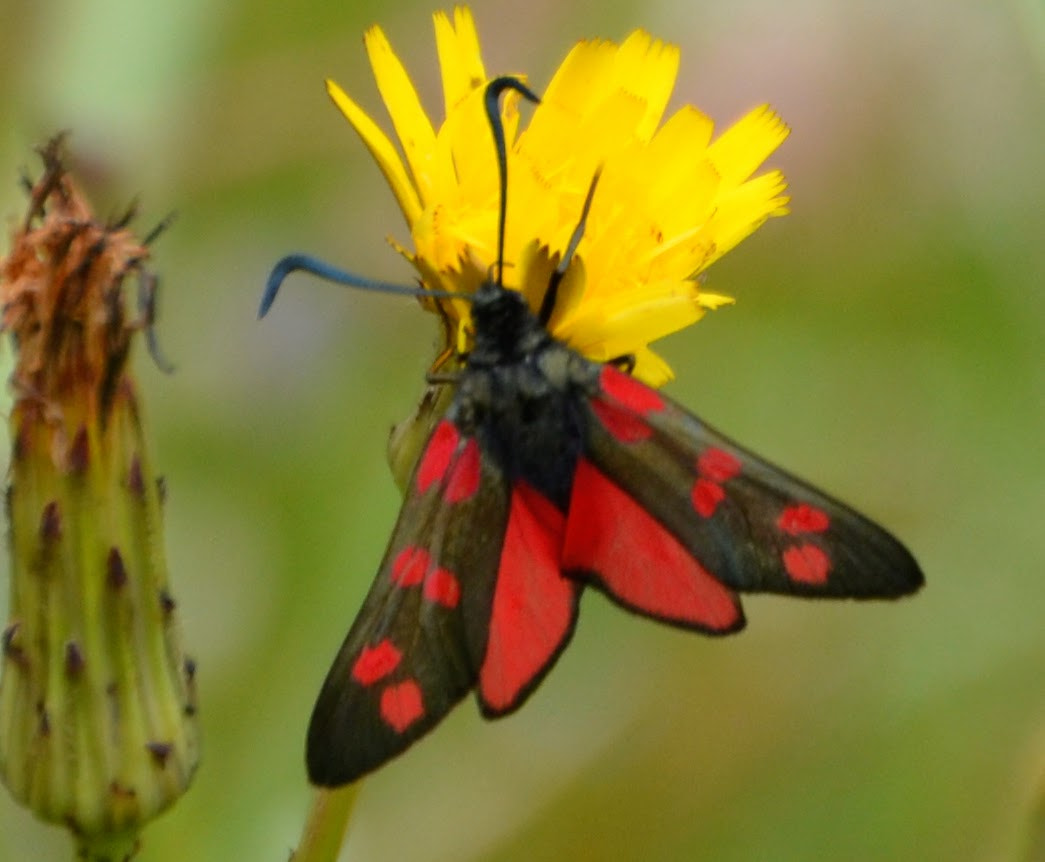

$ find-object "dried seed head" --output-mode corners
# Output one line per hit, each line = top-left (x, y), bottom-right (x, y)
(0, 137), (198, 853)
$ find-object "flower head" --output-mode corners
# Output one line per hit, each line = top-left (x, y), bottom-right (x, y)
(329, 6), (789, 385)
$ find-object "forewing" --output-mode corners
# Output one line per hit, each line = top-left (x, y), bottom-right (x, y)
(307, 419), (509, 786)
(563, 365), (923, 616)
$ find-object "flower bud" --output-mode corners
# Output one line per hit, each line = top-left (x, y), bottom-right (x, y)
(0, 138), (198, 855)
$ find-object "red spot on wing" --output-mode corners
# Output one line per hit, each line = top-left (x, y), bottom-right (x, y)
(563, 460), (742, 632)
(423, 567), (461, 608)
(782, 544), (832, 585)
(590, 399), (654, 442)
(416, 421), (480, 503)
(393, 547), (462, 608)
(697, 448), (741, 482)
(444, 437), (481, 503)
(379, 679), (425, 733)
(691, 478), (726, 518)
(351, 640), (402, 686)
(391, 546), (430, 587)
(599, 366), (665, 414)
(778, 503), (830, 535)
(416, 421), (460, 494)
(479, 483), (576, 714)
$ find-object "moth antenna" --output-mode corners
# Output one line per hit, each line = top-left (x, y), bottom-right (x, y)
(259, 253), (464, 319)
(539, 168), (602, 325)
(263, 76), (540, 320)
(558, 168), (601, 277)
(483, 77), (541, 288)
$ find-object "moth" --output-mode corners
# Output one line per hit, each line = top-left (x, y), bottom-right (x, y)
(263, 77), (923, 786)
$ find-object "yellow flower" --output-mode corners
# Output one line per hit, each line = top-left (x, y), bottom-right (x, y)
(330, 6), (789, 386)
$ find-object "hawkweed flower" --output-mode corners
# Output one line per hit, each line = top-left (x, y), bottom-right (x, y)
(0, 139), (198, 860)
(327, 6), (790, 485)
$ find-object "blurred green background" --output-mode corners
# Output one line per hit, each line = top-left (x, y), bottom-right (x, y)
(1, 0), (1042, 859)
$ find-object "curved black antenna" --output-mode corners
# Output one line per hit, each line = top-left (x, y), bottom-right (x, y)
(262, 76), (538, 321)
(483, 77), (541, 288)
(538, 167), (602, 326)
(259, 253), (461, 319)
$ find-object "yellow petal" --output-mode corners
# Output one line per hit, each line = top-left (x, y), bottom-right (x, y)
(641, 108), (722, 241)
(648, 105), (714, 168)
(364, 26), (441, 204)
(630, 347), (675, 386)
(707, 105), (790, 188)
(524, 89), (646, 196)
(540, 38), (618, 119)
(326, 79), (422, 227)
(434, 6), (486, 116)
(702, 170), (790, 267)
(696, 291), (735, 310)
(641, 225), (717, 279)
(439, 78), (504, 209)
(558, 279), (708, 359)
(613, 31), (679, 140)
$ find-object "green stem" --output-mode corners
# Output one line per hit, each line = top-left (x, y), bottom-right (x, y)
(75, 828), (140, 862)
(293, 785), (362, 862)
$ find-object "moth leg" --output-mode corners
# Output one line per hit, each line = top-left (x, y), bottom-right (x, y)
(426, 371), (463, 386)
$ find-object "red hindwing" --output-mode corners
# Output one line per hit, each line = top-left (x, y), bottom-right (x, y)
(479, 482), (579, 715)
(562, 458), (744, 632)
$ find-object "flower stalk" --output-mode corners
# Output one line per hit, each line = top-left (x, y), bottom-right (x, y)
(0, 138), (198, 860)
(293, 786), (360, 862)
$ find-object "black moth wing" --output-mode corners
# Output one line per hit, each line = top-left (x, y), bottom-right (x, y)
(577, 365), (924, 600)
(306, 419), (509, 786)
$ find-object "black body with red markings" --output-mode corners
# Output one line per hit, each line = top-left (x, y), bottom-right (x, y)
(305, 277), (924, 786)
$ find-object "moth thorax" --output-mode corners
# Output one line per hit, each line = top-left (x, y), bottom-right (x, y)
(468, 283), (540, 364)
